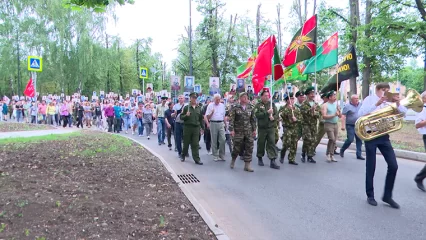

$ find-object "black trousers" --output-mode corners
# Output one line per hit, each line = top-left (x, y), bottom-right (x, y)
(365, 135), (398, 199)
(76, 116), (83, 128)
(62, 115), (69, 127)
(204, 126), (211, 151)
(107, 117), (114, 132)
(415, 135), (426, 182)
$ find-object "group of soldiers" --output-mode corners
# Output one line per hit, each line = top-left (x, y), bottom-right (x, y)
(178, 86), (332, 172)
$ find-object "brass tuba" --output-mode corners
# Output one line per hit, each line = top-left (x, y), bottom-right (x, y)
(355, 89), (423, 141)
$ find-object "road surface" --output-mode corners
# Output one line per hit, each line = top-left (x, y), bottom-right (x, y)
(114, 132), (425, 239)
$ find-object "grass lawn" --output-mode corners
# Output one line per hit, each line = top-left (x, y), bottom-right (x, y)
(0, 122), (54, 132)
(0, 131), (215, 239)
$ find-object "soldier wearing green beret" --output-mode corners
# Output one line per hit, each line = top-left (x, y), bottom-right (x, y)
(280, 92), (300, 165)
(229, 92), (256, 172)
(253, 88), (280, 169)
(180, 92), (204, 165)
(299, 87), (321, 163)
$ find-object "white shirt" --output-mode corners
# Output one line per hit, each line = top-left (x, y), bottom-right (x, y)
(357, 94), (407, 118)
(415, 106), (426, 134)
(206, 102), (226, 121)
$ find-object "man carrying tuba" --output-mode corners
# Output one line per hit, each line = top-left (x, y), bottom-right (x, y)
(357, 82), (407, 209)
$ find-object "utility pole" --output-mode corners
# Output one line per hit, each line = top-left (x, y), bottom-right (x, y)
(16, 29), (21, 97)
(189, 0), (193, 76)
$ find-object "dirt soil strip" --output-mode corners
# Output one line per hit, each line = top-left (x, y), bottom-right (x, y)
(0, 122), (55, 132)
(0, 131), (216, 240)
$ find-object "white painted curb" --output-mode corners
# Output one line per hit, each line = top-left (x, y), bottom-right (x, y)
(124, 135), (230, 240)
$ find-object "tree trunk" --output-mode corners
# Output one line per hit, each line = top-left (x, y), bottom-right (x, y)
(247, 24), (254, 54)
(276, 4), (282, 54)
(312, 0), (317, 15)
(105, 33), (111, 93)
(16, 29), (21, 97)
(349, 0), (360, 96)
(220, 14), (237, 83)
(256, 4), (261, 47)
(136, 39), (142, 92)
(362, 0), (372, 99)
(304, 0), (308, 21)
(297, 0), (303, 27)
(118, 41), (124, 96)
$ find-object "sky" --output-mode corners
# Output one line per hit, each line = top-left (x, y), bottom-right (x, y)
(106, 0), (347, 66)
(106, 0), (423, 68)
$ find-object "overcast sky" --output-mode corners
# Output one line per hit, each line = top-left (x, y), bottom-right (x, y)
(106, 0), (422, 68)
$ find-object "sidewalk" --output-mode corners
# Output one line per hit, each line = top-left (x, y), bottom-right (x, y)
(0, 128), (78, 139)
(319, 138), (426, 162)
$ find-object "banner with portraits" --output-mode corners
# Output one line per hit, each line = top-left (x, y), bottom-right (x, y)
(194, 84), (201, 93)
(209, 77), (220, 95)
(171, 75), (181, 91)
(184, 76), (194, 92)
(236, 79), (245, 93)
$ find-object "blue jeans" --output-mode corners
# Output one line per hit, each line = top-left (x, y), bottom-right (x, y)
(157, 117), (166, 143)
(138, 119), (144, 135)
(340, 124), (362, 158)
(123, 116), (131, 131)
(365, 135), (398, 199)
(175, 122), (183, 155)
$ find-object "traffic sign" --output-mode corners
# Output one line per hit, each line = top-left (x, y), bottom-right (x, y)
(139, 67), (148, 79)
(28, 56), (43, 72)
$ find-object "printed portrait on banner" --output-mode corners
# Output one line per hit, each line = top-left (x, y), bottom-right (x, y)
(236, 79), (245, 93)
(183, 92), (190, 103)
(171, 76), (181, 91)
(146, 83), (153, 93)
(229, 84), (237, 95)
(209, 77), (220, 95)
(184, 76), (194, 92)
(194, 84), (201, 93)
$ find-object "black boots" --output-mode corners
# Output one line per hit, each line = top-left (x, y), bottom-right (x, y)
(279, 149), (286, 164)
(258, 157), (264, 166)
(414, 165), (426, 192)
(307, 157), (316, 163)
(270, 159), (280, 169)
(301, 152), (306, 163)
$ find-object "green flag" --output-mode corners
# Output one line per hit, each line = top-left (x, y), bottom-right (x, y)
(303, 32), (338, 74)
(284, 62), (308, 81)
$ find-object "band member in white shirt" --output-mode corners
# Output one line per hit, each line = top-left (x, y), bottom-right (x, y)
(205, 94), (226, 161)
(357, 82), (407, 209)
(414, 91), (426, 192)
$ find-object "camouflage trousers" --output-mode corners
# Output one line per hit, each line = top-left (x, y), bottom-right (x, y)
(282, 128), (298, 162)
(275, 125), (279, 145)
(314, 122), (325, 149)
(232, 131), (254, 162)
(257, 127), (277, 159)
(301, 125), (317, 157)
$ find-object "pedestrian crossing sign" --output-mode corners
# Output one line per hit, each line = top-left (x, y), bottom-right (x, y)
(139, 67), (148, 79)
(28, 56), (42, 72)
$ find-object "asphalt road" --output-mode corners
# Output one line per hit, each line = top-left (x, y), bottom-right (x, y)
(125, 132), (425, 240)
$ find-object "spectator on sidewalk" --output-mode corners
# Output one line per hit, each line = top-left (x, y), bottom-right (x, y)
(339, 94), (365, 160)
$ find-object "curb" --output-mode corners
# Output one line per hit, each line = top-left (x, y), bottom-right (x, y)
(124, 136), (230, 240)
(319, 138), (426, 162)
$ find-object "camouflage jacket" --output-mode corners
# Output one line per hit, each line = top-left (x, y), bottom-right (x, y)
(300, 100), (321, 127)
(229, 103), (256, 133)
(280, 106), (301, 130)
(254, 101), (278, 129)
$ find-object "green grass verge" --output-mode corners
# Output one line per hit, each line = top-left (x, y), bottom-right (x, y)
(0, 132), (82, 145)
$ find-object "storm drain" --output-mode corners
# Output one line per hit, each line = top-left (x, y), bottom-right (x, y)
(177, 174), (200, 184)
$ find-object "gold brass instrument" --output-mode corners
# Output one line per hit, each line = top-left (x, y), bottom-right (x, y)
(355, 89), (423, 141)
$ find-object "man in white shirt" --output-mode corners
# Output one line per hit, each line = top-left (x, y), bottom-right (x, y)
(414, 91), (426, 192)
(205, 94), (226, 161)
(358, 82), (407, 209)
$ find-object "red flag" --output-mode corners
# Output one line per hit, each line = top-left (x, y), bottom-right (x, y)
(252, 35), (276, 94)
(282, 15), (317, 67)
(23, 78), (35, 97)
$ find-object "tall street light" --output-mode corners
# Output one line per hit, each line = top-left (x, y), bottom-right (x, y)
(189, 0), (193, 76)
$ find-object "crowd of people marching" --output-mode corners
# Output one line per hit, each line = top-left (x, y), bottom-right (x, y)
(2, 82), (426, 209)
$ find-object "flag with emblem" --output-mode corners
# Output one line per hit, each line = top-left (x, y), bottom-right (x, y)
(303, 32), (338, 74)
(284, 62), (309, 81)
(237, 52), (257, 79)
(252, 35), (276, 93)
(282, 15), (317, 67)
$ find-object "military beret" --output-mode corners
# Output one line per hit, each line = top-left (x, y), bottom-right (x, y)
(305, 87), (315, 95)
(320, 92), (327, 98)
(260, 88), (270, 96)
(326, 90), (336, 98)
(295, 91), (304, 97)
(189, 92), (198, 98)
(239, 92), (248, 98)
(284, 92), (294, 101)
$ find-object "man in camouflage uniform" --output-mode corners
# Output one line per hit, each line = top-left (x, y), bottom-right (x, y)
(280, 93), (299, 165)
(180, 92), (205, 165)
(300, 87), (321, 163)
(294, 91), (305, 141)
(254, 88), (280, 169)
(229, 92), (256, 172)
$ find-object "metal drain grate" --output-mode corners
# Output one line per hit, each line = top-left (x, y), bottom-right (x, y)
(177, 174), (200, 184)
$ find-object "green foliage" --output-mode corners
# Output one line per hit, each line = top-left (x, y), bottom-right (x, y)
(64, 0), (134, 9)
(0, 0), (163, 97)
